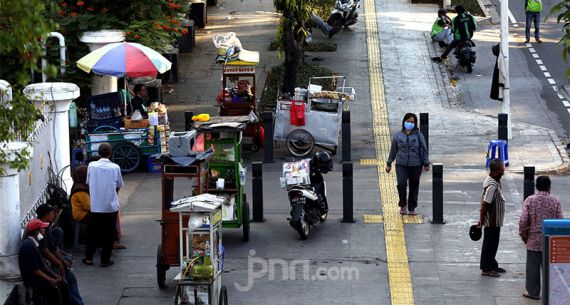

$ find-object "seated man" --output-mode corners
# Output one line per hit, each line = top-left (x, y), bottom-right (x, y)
(19, 219), (70, 305)
(36, 204), (85, 305)
(431, 9), (453, 47)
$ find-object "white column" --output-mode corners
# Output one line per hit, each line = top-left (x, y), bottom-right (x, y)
(0, 142), (29, 280)
(79, 30), (125, 95)
(24, 83), (80, 193)
(500, 0), (512, 139)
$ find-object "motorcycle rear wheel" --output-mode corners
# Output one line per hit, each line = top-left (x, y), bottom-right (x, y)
(466, 62), (472, 73)
(295, 218), (310, 240)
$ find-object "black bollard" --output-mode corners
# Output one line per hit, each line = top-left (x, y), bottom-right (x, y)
(523, 166), (535, 201)
(342, 162), (355, 223)
(420, 113), (429, 151)
(498, 113), (508, 142)
(342, 111), (351, 162)
(432, 163), (445, 224)
(252, 162), (265, 222)
(263, 111), (274, 163)
(184, 111), (194, 131)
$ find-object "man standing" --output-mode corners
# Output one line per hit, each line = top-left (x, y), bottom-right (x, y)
(19, 219), (69, 305)
(84, 142), (124, 267)
(478, 158), (506, 277)
(519, 176), (563, 300)
(431, 9), (453, 47)
(525, 0), (543, 43)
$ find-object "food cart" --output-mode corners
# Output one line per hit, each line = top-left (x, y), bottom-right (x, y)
(273, 76), (356, 157)
(197, 119), (250, 242)
(156, 151), (212, 289)
(82, 91), (170, 173)
(170, 194), (229, 305)
(215, 33), (262, 151)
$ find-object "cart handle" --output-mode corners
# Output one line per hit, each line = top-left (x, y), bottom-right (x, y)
(93, 125), (120, 133)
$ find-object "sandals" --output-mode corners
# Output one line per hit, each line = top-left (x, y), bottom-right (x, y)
(399, 207), (407, 215)
(481, 270), (500, 277)
(82, 258), (93, 266)
(522, 292), (540, 300)
(408, 210), (416, 216)
(495, 267), (506, 273)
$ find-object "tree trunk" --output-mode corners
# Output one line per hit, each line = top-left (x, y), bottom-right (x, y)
(282, 21), (306, 95)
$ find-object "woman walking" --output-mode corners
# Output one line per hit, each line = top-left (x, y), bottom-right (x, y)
(385, 113), (430, 215)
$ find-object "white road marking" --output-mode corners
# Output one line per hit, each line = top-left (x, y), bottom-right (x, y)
(563, 100), (570, 107)
(548, 78), (556, 85)
(507, 8), (517, 24)
(567, 109), (570, 115)
(536, 59), (543, 64)
(532, 53), (540, 58)
(558, 93), (565, 99)
(526, 43), (533, 47)
(529, 48), (536, 53)
(553, 86), (559, 92)
(545, 72), (552, 77)
(540, 65), (547, 71)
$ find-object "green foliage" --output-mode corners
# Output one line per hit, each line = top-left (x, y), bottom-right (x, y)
(259, 63), (335, 111)
(0, 0), (58, 175)
(549, 1), (570, 78)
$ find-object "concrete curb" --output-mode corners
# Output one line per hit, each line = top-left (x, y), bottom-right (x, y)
(475, 0), (500, 25)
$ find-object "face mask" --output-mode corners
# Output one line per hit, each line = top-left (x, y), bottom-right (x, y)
(404, 122), (415, 130)
(36, 233), (44, 241)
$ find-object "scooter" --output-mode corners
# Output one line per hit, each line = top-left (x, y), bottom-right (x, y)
(455, 40), (476, 73)
(327, 0), (361, 37)
(287, 182), (328, 240)
(284, 151), (332, 240)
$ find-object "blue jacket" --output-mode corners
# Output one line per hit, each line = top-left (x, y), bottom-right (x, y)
(387, 129), (429, 167)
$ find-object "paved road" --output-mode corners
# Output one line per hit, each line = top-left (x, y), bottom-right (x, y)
(488, 0), (570, 138)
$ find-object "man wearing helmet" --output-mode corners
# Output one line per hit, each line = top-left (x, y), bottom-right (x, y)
(310, 151), (333, 212)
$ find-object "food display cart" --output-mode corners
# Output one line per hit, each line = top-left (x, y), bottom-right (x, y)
(214, 33), (262, 151)
(197, 120), (250, 242)
(156, 151), (212, 289)
(82, 90), (170, 173)
(169, 194), (229, 305)
(273, 76), (356, 157)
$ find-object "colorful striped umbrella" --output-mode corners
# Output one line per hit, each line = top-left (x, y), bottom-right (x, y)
(77, 42), (172, 77)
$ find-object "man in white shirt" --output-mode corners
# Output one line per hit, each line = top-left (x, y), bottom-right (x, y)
(83, 143), (124, 267)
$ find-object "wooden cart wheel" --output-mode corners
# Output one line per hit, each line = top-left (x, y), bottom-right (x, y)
(219, 285), (228, 305)
(156, 244), (167, 289)
(242, 195), (250, 242)
(286, 129), (314, 157)
(112, 142), (141, 174)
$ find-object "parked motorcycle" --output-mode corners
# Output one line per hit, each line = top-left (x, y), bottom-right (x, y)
(285, 151), (333, 240)
(455, 40), (476, 73)
(327, 0), (361, 37)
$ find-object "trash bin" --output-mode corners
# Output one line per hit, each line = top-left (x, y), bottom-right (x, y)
(177, 19), (195, 53)
(160, 47), (179, 84)
(189, 0), (207, 28)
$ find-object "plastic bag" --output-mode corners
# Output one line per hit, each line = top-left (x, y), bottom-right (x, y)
(248, 110), (259, 123)
(289, 101), (306, 126)
(212, 32), (243, 49)
(131, 110), (143, 121)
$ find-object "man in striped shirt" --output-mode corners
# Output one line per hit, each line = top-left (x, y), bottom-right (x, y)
(478, 158), (506, 277)
(84, 142), (124, 267)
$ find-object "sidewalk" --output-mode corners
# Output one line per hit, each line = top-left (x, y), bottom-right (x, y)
(65, 0), (570, 305)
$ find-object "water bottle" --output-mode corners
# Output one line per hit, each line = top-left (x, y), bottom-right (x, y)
(69, 101), (78, 128)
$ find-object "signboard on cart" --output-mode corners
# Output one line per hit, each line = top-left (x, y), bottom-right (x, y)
(544, 219), (570, 305)
(223, 66), (255, 75)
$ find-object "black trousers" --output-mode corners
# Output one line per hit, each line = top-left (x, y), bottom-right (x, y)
(28, 281), (70, 305)
(480, 226), (501, 271)
(395, 165), (423, 211)
(85, 211), (118, 264)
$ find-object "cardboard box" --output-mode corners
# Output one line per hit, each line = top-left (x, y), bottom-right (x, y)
(124, 119), (149, 129)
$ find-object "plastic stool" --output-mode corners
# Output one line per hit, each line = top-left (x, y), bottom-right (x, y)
(486, 140), (509, 167)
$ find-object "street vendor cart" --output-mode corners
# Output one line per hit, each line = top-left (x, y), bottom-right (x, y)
(169, 194), (229, 305)
(156, 151), (212, 289)
(273, 76), (356, 157)
(215, 33), (262, 151)
(197, 120), (250, 242)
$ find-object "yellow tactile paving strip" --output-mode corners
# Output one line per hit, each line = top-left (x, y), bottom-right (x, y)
(363, 0), (415, 303)
(363, 213), (425, 225)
